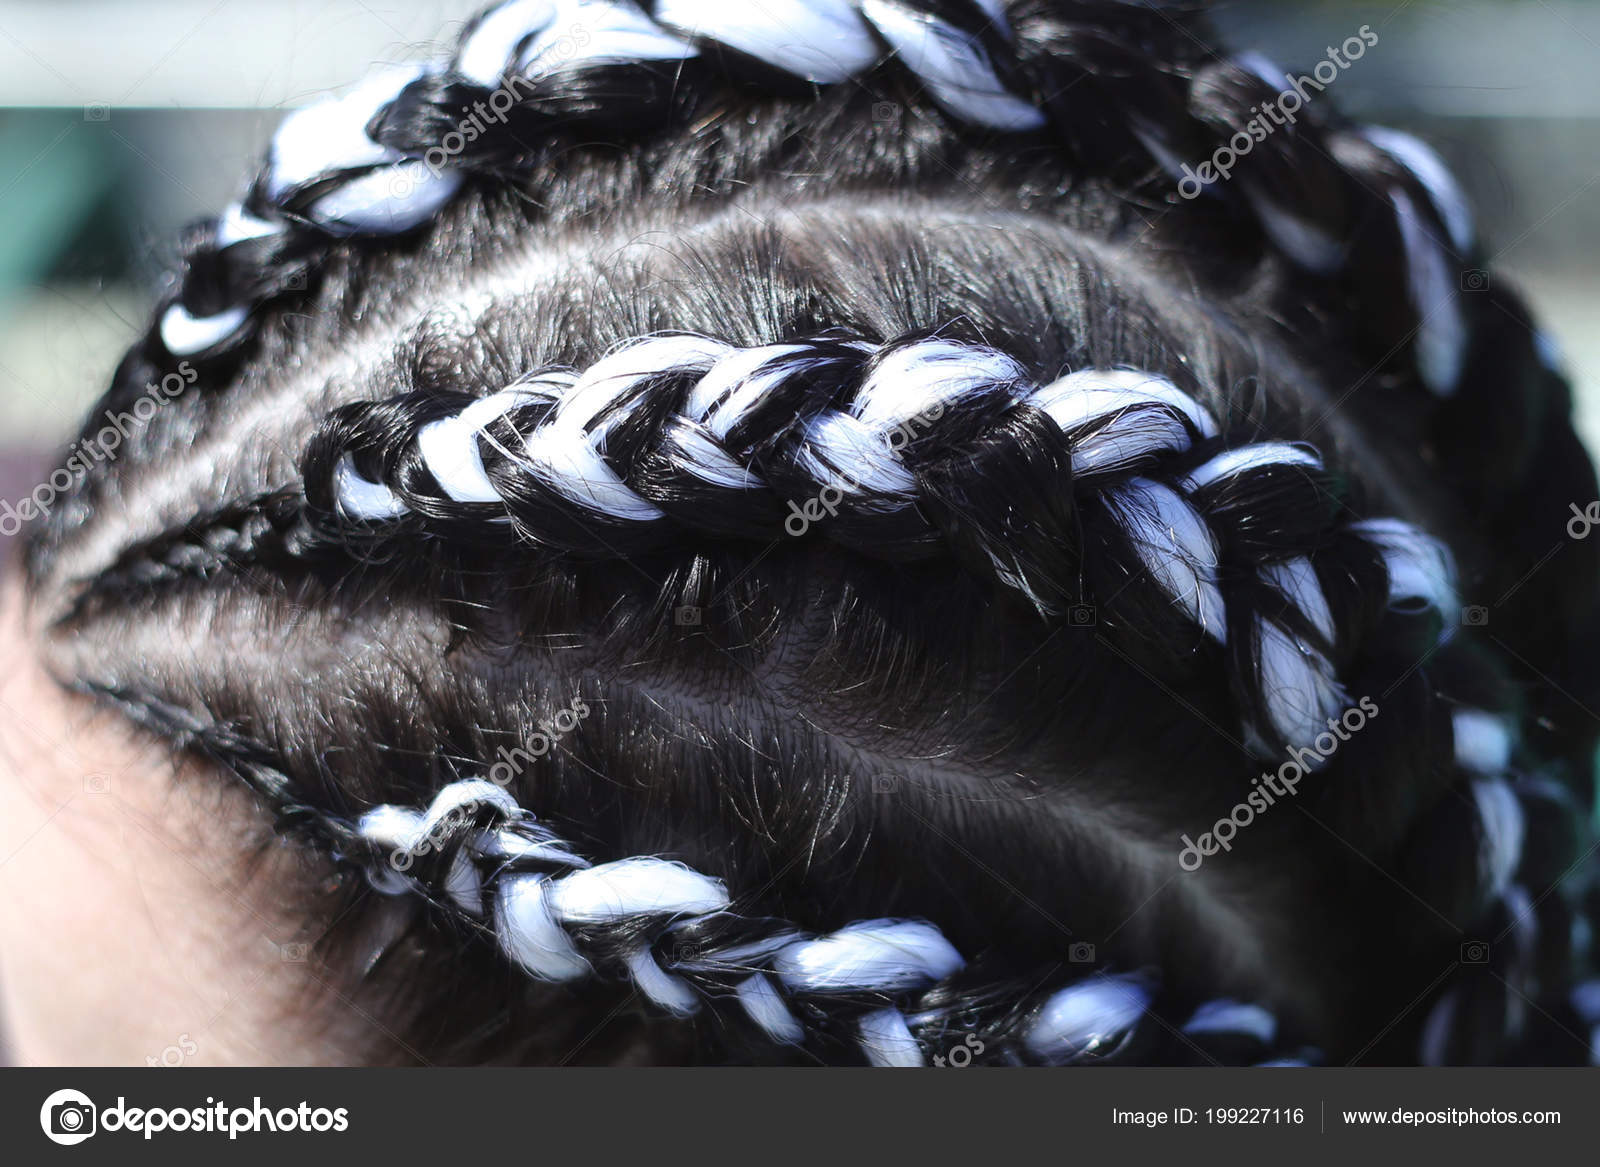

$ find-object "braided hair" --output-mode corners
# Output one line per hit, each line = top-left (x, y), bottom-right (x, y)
(19, 0), (1600, 1066)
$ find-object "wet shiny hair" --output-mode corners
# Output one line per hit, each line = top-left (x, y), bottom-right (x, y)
(17, 0), (1600, 1065)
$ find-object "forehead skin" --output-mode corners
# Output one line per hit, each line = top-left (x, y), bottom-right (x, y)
(0, 575), (375, 1065)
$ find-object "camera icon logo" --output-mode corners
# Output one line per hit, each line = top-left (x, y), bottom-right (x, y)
(1068, 941), (1096, 963)
(1460, 940), (1490, 964)
(83, 103), (110, 122)
(279, 941), (310, 963)
(1461, 606), (1490, 628)
(674, 605), (702, 627)
(1068, 604), (1097, 627)
(40, 1088), (97, 1145)
(1460, 269), (1490, 293)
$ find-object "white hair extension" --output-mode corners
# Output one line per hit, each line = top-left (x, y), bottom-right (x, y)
(1470, 778), (1526, 900)
(682, 342), (802, 429)
(1361, 126), (1474, 254)
(1104, 478), (1227, 642)
(160, 304), (251, 358)
(265, 65), (422, 202)
(771, 920), (965, 993)
(479, 823), (590, 870)
(565, 336), (730, 432)
(495, 874), (594, 980)
(457, 0), (557, 86)
(1025, 974), (1151, 1063)
(655, 0), (878, 84)
(1253, 619), (1345, 749)
(736, 974), (806, 1044)
(1032, 369), (1219, 441)
(545, 857), (729, 922)
(333, 456), (408, 520)
(518, 420), (667, 521)
(798, 411), (920, 499)
(518, 0), (696, 75)
(1453, 708), (1514, 776)
(1262, 558), (1334, 645)
(443, 852), (485, 914)
(857, 1008), (925, 1067)
(1049, 393), (1198, 478)
(358, 804), (426, 852)
(356, 805), (424, 895)
(1232, 51), (1286, 91)
(1182, 999), (1278, 1045)
(521, 339), (727, 517)
(416, 388), (546, 503)
(853, 341), (1023, 430)
(306, 160), (464, 237)
(858, 0), (1047, 132)
(1255, 558), (1345, 749)
(624, 945), (701, 1014)
(1389, 188), (1466, 397)
(216, 204), (285, 248)
(1348, 517), (1459, 618)
(1183, 443), (1322, 491)
(1418, 987), (1458, 1067)
(797, 341), (1024, 501)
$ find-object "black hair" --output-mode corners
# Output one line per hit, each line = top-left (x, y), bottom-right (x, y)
(16, 0), (1600, 1065)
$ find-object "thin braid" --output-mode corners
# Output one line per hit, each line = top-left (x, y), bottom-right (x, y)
(345, 758), (1598, 1066)
(347, 777), (1314, 1066)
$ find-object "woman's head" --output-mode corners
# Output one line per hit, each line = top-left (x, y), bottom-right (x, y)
(5, 0), (1598, 1066)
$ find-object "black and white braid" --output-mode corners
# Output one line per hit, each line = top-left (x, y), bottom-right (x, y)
(351, 777), (1310, 1066)
(345, 722), (1599, 1067)
(312, 332), (1455, 756)
(158, 0), (1479, 404)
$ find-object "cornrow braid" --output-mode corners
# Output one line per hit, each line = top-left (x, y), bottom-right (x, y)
(144, 0), (1478, 411)
(295, 333), (1452, 756)
(348, 777), (1313, 1066)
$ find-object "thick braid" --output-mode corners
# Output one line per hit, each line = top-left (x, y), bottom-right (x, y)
(295, 333), (1454, 756)
(348, 778), (1313, 1066)
(142, 0), (1479, 417)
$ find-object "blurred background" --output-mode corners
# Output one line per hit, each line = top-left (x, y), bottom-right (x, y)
(0, 0), (1595, 529)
